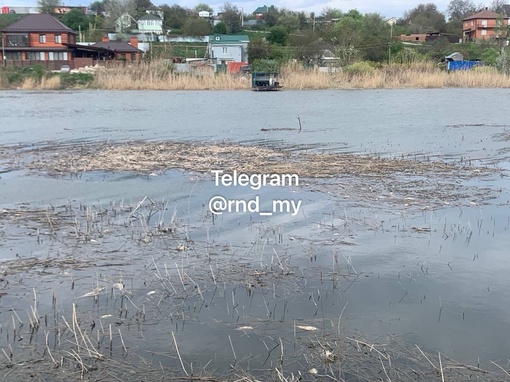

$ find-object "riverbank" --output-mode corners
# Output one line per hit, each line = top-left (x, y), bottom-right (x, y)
(2, 61), (510, 90)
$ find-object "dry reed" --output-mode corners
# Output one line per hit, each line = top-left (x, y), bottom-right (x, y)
(18, 140), (493, 180)
(7, 60), (510, 91)
(21, 75), (61, 90)
(93, 60), (250, 90)
(90, 61), (510, 90)
(279, 62), (510, 89)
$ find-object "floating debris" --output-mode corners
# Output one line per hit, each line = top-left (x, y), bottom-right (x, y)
(82, 287), (105, 297)
(296, 325), (319, 331)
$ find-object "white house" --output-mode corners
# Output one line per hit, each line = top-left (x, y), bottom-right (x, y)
(207, 34), (250, 64)
(198, 11), (212, 18)
(115, 12), (136, 33)
(137, 13), (164, 35)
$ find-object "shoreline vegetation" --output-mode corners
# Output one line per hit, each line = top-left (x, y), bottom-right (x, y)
(2, 61), (510, 90)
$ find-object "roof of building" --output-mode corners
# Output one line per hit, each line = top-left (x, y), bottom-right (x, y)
(253, 5), (268, 14)
(138, 13), (161, 21)
(91, 41), (142, 52)
(462, 9), (503, 20)
(209, 34), (250, 44)
(1, 13), (77, 34)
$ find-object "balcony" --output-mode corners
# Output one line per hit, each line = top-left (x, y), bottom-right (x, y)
(5, 33), (29, 47)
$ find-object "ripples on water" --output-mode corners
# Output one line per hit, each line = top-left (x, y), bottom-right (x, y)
(1, 89), (510, 380)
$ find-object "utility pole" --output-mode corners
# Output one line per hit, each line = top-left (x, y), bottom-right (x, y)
(387, 17), (396, 65)
(2, 33), (5, 67)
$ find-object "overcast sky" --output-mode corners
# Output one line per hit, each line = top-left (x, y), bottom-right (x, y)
(171, 0), (454, 18)
(5, 0), (483, 19)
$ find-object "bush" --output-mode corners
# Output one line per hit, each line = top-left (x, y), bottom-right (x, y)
(0, 66), (49, 86)
(59, 73), (94, 88)
(343, 61), (376, 76)
(481, 47), (499, 66)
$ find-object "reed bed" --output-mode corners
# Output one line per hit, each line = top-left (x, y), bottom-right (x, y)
(7, 60), (510, 90)
(93, 60), (250, 90)
(280, 61), (510, 89)
(20, 75), (61, 90)
(88, 61), (510, 90)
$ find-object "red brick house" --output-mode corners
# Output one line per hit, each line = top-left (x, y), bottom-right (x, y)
(253, 5), (268, 20)
(1, 13), (142, 68)
(462, 9), (508, 42)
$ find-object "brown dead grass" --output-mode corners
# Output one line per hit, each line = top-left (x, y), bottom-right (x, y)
(88, 61), (510, 90)
(21, 75), (61, 90)
(280, 62), (510, 89)
(93, 60), (250, 90)
(8, 61), (510, 91)
(20, 141), (490, 180)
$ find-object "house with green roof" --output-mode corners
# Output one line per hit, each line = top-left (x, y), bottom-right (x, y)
(207, 34), (250, 66)
(253, 5), (269, 20)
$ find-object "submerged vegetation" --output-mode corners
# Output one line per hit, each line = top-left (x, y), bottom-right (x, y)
(0, 137), (508, 380)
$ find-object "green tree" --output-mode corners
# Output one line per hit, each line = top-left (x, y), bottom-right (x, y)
(320, 7), (342, 20)
(61, 9), (90, 31)
(182, 17), (212, 36)
(267, 26), (288, 45)
(403, 3), (446, 33)
(194, 3), (213, 13)
(220, 2), (241, 33)
(38, 0), (61, 13)
(278, 12), (300, 32)
(0, 14), (23, 30)
(446, 0), (476, 20)
(490, 0), (506, 13)
(264, 5), (280, 27)
(288, 29), (325, 63)
(213, 22), (227, 34)
(104, 0), (136, 30)
(481, 47), (499, 65)
(360, 13), (392, 62)
(160, 4), (189, 29)
(247, 38), (271, 62)
(297, 12), (308, 29)
(90, 1), (105, 15)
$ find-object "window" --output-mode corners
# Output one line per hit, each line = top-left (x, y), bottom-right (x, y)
(481, 19), (487, 26)
(27, 51), (45, 60)
(481, 29), (487, 36)
(6, 34), (28, 47)
(54, 34), (62, 43)
(222, 47), (228, 54)
(48, 51), (68, 60)
(39, 34), (46, 43)
(5, 51), (21, 60)
(130, 53), (135, 60)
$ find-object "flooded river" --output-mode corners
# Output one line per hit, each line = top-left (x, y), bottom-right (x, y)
(1, 89), (510, 381)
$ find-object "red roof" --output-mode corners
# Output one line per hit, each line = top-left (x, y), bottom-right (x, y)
(463, 9), (504, 21)
(1, 13), (77, 34)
